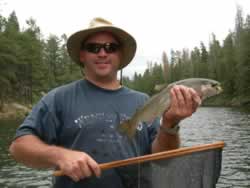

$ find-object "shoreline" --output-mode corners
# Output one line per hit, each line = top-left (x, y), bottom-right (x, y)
(0, 95), (249, 120)
(0, 103), (31, 120)
(203, 94), (250, 108)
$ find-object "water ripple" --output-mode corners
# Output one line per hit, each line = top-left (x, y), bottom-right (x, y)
(181, 107), (250, 188)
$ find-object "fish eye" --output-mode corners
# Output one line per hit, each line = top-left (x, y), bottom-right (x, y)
(211, 83), (218, 87)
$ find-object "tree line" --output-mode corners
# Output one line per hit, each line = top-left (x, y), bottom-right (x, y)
(0, 11), (82, 110)
(0, 7), (250, 110)
(124, 7), (250, 106)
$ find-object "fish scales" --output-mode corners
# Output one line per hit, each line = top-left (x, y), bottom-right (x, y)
(117, 78), (223, 138)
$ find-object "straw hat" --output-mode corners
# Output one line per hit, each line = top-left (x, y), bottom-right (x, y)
(67, 17), (137, 69)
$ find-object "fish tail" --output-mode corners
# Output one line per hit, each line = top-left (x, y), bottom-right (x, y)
(117, 119), (137, 138)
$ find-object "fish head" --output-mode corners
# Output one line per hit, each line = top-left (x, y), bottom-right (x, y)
(198, 79), (223, 100)
(172, 78), (223, 100)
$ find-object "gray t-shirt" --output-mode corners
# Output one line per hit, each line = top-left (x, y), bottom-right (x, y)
(15, 79), (159, 188)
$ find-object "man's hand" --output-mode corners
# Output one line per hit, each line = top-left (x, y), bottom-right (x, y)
(56, 148), (101, 182)
(152, 85), (201, 153)
(162, 85), (201, 127)
(9, 135), (101, 182)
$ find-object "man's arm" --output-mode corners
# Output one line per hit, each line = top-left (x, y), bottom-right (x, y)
(9, 135), (101, 182)
(151, 119), (180, 153)
(151, 85), (201, 153)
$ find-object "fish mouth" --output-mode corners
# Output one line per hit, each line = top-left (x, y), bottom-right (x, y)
(215, 85), (223, 93)
(211, 82), (223, 94)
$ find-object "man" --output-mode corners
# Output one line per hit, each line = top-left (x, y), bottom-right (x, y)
(9, 17), (201, 188)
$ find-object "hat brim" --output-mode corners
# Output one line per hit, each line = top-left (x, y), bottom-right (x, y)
(67, 26), (136, 69)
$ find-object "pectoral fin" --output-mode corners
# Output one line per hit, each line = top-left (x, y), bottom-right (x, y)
(117, 119), (137, 138)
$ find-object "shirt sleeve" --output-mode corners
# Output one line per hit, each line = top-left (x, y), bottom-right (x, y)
(14, 91), (61, 145)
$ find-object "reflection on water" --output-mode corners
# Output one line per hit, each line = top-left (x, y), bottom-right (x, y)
(0, 107), (250, 187)
(0, 119), (53, 187)
(180, 107), (250, 188)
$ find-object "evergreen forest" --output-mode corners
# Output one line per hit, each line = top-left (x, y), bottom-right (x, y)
(1, 7), (250, 110)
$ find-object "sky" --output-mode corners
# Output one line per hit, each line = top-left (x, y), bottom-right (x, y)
(1, 0), (250, 78)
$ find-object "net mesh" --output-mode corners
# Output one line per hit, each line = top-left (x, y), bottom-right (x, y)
(115, 147), (223, 188)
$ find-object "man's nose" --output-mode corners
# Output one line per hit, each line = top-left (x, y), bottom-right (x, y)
(97, 48), (108, 56)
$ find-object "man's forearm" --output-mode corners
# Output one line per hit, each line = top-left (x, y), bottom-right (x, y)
(151, 117), (180, 153)
(9, 135), (62, 169)
(151, 131), (180, 153)
(9, 135), (102, 181)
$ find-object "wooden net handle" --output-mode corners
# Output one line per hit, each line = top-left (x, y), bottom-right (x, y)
(53, 141), (225, 176)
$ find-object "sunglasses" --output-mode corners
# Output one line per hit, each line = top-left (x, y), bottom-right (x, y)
(81, 42), (121, 54)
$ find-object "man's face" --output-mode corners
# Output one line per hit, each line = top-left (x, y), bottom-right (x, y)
(80, 32), (121, 80)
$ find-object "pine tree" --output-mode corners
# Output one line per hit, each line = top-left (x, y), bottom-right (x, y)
(190, 47), (201, 78)
(208, 34), (222, 80)
(200, 42), (209, 78)
(221, 33), (236, 96)
(43, 35), (61, 89)
(162, 51), (170, 83)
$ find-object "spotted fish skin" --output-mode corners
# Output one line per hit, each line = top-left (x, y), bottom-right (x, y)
(117, 78), (223, 138)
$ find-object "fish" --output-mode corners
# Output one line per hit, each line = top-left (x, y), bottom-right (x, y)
(117, 78), (223, 138)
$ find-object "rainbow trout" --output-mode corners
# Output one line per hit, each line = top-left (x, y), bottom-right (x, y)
(117, 78), (223, 138)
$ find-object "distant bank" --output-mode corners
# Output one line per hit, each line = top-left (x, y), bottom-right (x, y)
(0, 103), (31, 119)
(203, 94), (250, 108)
(0, 95), (249, 120)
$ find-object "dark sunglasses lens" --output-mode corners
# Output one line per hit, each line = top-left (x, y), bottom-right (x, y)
(83, 43), (120, 53)
(84, 43), (102, 53)
(104, 43), (120, 53)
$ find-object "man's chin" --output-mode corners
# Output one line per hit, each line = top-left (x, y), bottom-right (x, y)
(94, 70), (115, 78)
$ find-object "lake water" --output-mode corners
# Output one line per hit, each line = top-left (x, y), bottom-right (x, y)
(0, 107), (249, 187)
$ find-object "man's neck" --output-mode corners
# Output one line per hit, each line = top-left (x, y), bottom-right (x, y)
(85, 77), (121, 90)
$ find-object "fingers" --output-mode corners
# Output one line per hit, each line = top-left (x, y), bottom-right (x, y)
(59, 151), (101, 182)
(87, 157), (101, 178)
(173, 86), (192, 117)
(167, 85), (201, 120)
(75, 155), (101, 181)
(173, 86), (186, 108)
(79, 160), (92, 178)
(179, 86), (193, 110)
(64, 161), (82, 182)
(169, 87), (178, 107)
(173, 85), (201, 105)
(189, 88), (202, 106)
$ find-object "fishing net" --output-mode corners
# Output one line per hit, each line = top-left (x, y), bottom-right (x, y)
(114, 142), (223, 188)
(53, 142), (224, 188)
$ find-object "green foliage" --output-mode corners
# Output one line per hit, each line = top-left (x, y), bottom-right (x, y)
(123, 62), (165, 96)
(124, 7), (250, 105)
(208, 34), (222, 80)
(0, 12), (82, 105)
(221, 33), (236, 95)
(5, 11), (20, 36)
(1, 7), (250, 106)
